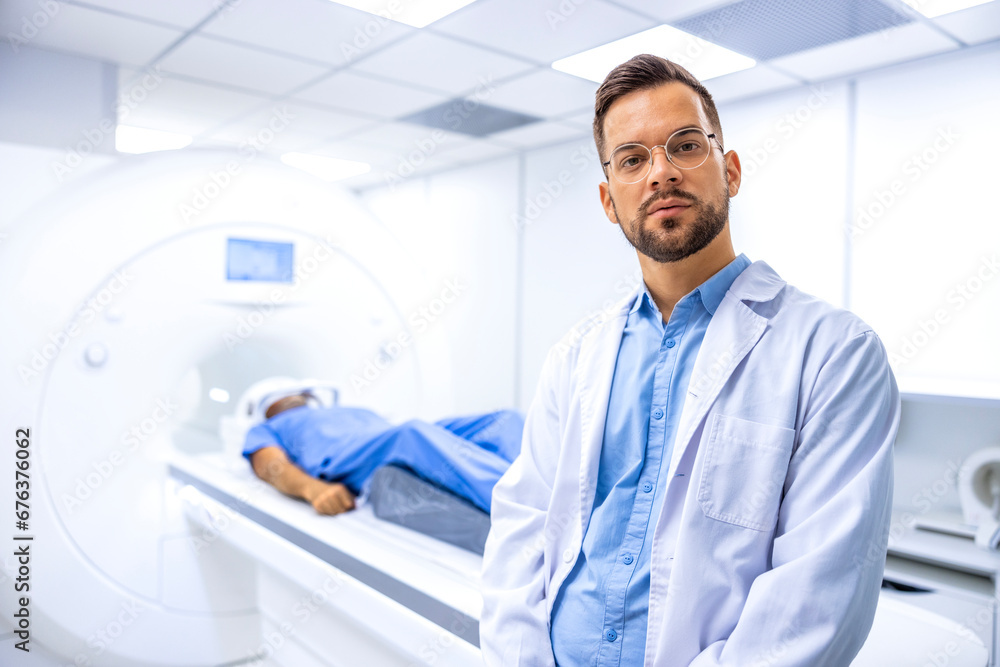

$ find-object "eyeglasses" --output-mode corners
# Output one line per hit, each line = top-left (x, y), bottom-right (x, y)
(602, 128), (721, 184)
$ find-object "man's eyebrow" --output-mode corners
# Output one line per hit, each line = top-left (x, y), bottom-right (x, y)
(611, 125), (705, 150)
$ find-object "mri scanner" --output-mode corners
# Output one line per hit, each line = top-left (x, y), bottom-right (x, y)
(0, 151), (991, 666)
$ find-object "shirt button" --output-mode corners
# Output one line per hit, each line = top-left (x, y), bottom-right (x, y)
(605, 628), (617, 642)
(652, 408), (663, 420)
(322, 457), (332, 467)
(563, 548), (575, 563)
(642, 482), (653, 493)
(665, 339), (676, 348)
(622, 554), (633, 565)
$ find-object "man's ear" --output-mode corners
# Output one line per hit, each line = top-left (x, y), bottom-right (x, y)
(724, 150), (742, 198)
(599, 181), (619, 226)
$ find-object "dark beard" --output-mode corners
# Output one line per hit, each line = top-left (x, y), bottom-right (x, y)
(612, 186), (730, 263)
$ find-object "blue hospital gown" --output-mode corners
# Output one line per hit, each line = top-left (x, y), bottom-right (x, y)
(242, 406), (523, 512)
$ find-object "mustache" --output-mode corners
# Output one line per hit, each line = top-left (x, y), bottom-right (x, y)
(642, 189), (700, 215)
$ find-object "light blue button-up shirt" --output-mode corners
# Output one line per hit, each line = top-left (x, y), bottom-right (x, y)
(549, 254), (751, 666)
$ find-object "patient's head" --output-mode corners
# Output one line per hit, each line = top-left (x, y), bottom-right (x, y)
(265, 393), (311, 419)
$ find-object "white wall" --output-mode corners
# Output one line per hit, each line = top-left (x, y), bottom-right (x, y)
(360, 157), (522, 416)
(722, 80), (850, 307)
(851, 45), (1000, 393)
(354, 41), (1000, 518)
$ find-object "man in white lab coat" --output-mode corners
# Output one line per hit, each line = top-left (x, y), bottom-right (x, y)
(480, 54), (899, 666)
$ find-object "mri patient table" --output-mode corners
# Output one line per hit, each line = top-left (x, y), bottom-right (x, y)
(169, 452), (991, 667)
(169, 451), (483, 667)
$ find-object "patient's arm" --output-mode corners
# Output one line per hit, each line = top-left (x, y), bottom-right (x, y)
(250, 446), (356, 515)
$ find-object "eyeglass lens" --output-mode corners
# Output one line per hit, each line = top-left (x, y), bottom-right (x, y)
(609, 129), (712, 183)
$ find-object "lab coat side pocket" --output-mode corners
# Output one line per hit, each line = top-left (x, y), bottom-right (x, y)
(697, 414), (795, 532)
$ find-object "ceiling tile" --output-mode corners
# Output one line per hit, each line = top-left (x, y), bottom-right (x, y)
(1, 1), (183, 67)
(768, 22), (959, 81)
(486, 69), (598, 118)
(65, 0), (222, 28)
(489, 120), (588, 149)
(194, 129), (318, 154)
(352, 31), (536, 96)
(294, 71), (450, 119)
(116, 72), (270, 136)
(436, 137), (517, 161)
(200, 0), (413, 67)
(608, 0), (744, 23)
(207, 102), (373, 146)
(933, 0), (1000, 44)
(156, 34), (331, 96)
(343, 121), (468, 153)
(706, 64), (802, 104)
(307, 138), (402, 169)
(431, 0), (656, 64)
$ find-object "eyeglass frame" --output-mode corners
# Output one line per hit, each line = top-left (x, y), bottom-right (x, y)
(601, 127), (724, 184)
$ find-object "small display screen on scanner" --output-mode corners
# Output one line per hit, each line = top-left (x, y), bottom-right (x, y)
(226, 238), (294, 282)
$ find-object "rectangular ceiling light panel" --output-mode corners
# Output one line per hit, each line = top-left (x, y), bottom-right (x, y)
(115, 125), (192, 154)
(901, 0), (996, 17)
(552, 24), (756, 84)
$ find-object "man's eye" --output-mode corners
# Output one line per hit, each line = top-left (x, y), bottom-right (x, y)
(620, 155), (645, 169)
(675, 141), (700, 153)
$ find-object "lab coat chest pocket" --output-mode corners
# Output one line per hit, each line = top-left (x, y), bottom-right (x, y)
(697, 414), (795, 532)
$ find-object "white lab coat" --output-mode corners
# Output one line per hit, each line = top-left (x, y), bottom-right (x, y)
(481, 260), (899, 667)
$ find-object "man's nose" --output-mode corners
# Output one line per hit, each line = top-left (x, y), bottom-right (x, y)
(647, 146), (683, 187)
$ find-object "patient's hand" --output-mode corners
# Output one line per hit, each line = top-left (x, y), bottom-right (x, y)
(306, 480), (356, 516)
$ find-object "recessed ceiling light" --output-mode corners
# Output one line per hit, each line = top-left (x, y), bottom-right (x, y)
(115, 125), (192, 154)
(901, 0), (995, 17)
(553, 24), (756, 84)
(328, 0), (478, 28)
(208, 388), (230, 403)
(280, 152), (371, 182)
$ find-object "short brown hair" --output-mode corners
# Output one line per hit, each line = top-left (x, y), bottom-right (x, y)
(593, 54), (724, 165)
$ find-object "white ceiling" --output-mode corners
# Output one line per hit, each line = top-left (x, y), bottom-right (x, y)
(1, 0), (998, 188)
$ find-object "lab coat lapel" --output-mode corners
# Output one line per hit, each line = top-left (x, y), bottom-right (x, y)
(668, 262), (783, 474)
(574, 292), (635, 532)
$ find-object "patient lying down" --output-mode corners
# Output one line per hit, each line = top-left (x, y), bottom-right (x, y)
(245, 393), (523, 516)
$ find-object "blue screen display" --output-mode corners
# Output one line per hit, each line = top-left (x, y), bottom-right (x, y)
(226, 238), (294, 283)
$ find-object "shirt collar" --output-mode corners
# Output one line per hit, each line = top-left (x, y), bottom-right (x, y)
(697, 253), (752, 315)
(630, 253), (752, 317)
